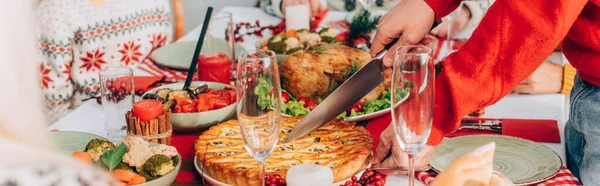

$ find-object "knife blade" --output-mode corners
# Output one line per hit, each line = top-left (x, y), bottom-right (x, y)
(284, 20), (442, 143)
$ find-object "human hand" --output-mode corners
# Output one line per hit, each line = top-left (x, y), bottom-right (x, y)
(369, 123), (435, 173)
(513, 62), (563, 94)
(371, 0), (435, 67)
(282, 0), (325, 17)
(430, 5), (471, 38)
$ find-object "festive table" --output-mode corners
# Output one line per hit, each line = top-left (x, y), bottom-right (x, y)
(49, 6), (578, 186)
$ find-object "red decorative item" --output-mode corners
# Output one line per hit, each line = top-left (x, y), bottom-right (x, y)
(133, 100), (163, 122)
(197, 52), (231, 84)
(226, 9), (330, 42)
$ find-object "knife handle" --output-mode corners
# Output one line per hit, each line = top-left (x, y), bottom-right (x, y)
(382, 20), (443, 51)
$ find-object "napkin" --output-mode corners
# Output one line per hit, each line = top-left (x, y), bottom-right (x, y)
(447, 118), (561, 143)
(134, 76), (165, 91)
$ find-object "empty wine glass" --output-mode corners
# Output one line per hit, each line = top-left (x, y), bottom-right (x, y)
(236, 50), (281, 186)
(391, 45), (434, 186)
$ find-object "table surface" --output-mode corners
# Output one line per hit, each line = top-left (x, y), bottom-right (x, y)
(49, 6), (570, 186)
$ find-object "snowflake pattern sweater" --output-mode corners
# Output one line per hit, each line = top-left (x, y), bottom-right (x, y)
(37, 0), (172, 122)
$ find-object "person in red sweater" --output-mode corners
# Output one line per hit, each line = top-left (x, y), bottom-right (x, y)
(368, 0), (600, 184)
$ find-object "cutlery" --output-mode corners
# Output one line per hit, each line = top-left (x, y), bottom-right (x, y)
(284, 20), (442, 143)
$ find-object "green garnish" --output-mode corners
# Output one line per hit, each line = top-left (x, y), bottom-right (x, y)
(255, 76), (276, 110)
(282, 100), (310, 116)
(345, 58), (359, 77)
(101, 142), (128, 172)
(309, 45), (329, 54)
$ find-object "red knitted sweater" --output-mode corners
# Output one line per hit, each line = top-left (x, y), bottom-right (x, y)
(423, 0), (600, 145)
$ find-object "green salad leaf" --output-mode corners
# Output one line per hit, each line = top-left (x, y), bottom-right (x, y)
(283, 100), (310, 116)
(255, 76), (276, 110)
(101, 142), (128, 172)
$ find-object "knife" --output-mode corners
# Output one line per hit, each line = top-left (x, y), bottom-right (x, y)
(284, 20), (442, 143)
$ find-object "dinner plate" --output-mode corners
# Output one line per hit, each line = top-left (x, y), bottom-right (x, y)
(150, 37), (246, 70)
(194, 157), (366, 186)
(50, 131), (107, 155)
(430, 135), (562, 185)
(282, 92), (409, 122)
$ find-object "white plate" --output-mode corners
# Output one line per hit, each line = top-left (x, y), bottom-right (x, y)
(431, 135), (562, 185)
(194, 157), (365, 186)
(282, 93), (409, 122)
(149, 37), (245, 70)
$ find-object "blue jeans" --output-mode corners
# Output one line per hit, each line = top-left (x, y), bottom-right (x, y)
(565, 75), (600, 185)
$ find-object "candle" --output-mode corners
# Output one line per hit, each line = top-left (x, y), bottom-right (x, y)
(285, 5), (310, 32)
(133, 100), (163, 122)
(197, 52), (231, 84)
(286, 164), (334, 186)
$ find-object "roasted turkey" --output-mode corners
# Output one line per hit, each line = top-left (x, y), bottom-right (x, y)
(279, 44), (390, 103)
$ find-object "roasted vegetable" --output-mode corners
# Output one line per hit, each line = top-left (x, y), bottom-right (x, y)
(162, 99), (176, 110)
(167, 90), (190, 101)
(187, 85), (208, 98)
(142, 154), (175, 177)
(318, 28), (338, 38)
(155, 88), (172, 101)
(115, 161), (133, 171)
(321, 36), (338, 44)
(285, 47), (304, 55)
(267, 36), (301, 54)
(84, 138), (116, 162)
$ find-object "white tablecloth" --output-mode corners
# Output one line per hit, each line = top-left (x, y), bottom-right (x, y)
(49, 6), (570, 186)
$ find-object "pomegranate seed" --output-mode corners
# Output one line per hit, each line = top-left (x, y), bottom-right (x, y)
(344, 181), (352, 186)
(96, 97), (102, 104)
(351, 176), (357, 182)
(270, 178), (277, 184)
(273, 174), (281, 179)
(365, 184), (375, 186)
(269, 184), (277, 186)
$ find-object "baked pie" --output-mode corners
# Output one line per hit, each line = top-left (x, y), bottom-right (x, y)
(195, 116), (374, 186)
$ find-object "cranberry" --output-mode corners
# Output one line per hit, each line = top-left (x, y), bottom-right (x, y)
(344, 181), (352, 186)
(136, 89), (145, 96)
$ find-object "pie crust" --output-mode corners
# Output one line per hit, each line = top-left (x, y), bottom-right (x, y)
(195, 116), (374, 186)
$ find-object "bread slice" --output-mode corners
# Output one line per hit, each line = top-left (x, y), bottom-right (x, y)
(430, 142), (513, 186)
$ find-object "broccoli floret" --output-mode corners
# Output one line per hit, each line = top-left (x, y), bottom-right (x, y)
(267, 36), (288, 54)
(285, 47), (304, 55)
(321, 36), (338, 44)
(115, 162), (133, 171)
(139, 170), (158, 180)
(142, 154), (175, 177)
(268, 36), (301, 54)
(318, 28), (338, 38)
(84, 138), (115, 162)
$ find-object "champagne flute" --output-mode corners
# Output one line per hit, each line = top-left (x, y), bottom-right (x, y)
(236, 50), (281, 186)
(391, 45), (434, 186)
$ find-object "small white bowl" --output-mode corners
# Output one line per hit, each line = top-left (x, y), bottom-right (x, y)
(143, 81), (237, 132)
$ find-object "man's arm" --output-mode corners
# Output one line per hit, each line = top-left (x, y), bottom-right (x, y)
(427, 0), (589, 145)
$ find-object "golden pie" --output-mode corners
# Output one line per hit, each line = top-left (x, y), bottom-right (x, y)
(195, 116), (374, 186)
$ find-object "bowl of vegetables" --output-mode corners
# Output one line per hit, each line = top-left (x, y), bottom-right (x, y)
(142, 81), (236, 131)
(51, 132), (181, 186)
(257, 28), (340, 63)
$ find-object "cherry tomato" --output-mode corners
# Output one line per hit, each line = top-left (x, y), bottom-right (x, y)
(281, 91), (290, 103)
(297, 97), (318, 111)
(347, 102), (363, 115)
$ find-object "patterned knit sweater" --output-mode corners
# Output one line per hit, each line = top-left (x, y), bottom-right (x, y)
(37, 0), (172, 123)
